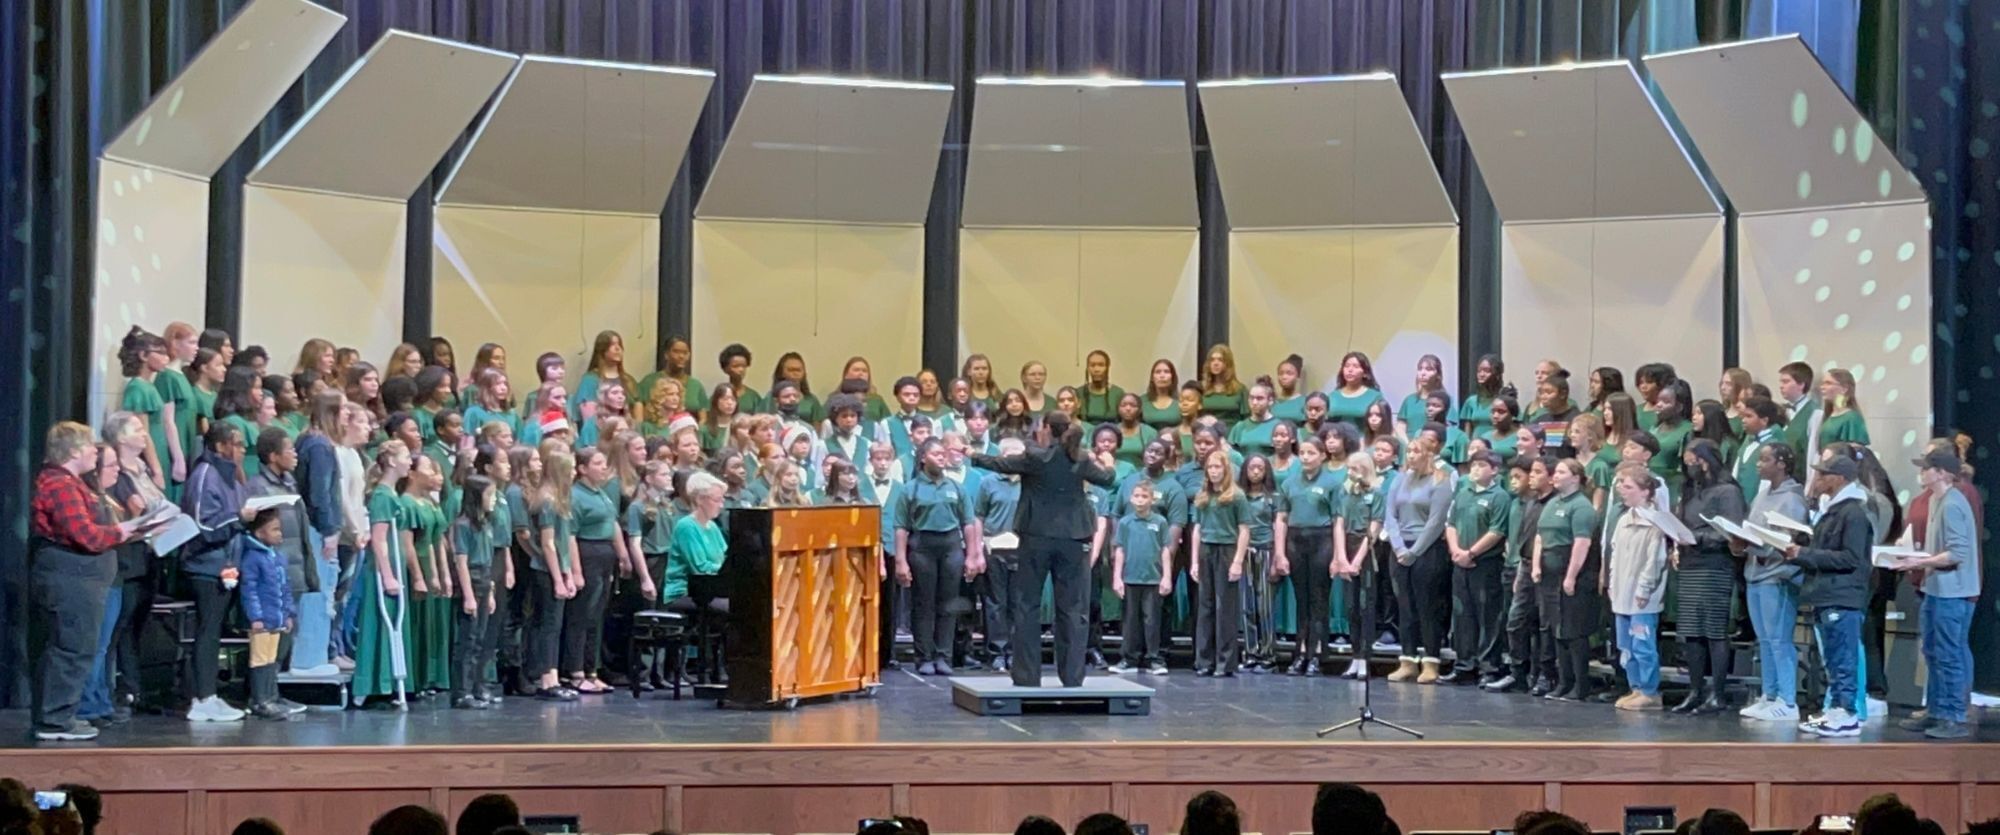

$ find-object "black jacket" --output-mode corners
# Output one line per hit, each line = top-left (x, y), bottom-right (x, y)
(1794, 490), (1873, 610)
(969, 445), (1117, 541)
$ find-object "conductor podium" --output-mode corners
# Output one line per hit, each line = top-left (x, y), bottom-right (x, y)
(720, 505), (885, 709)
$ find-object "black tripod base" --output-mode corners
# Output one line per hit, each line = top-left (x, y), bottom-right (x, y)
(1317, 706), (1425, 738)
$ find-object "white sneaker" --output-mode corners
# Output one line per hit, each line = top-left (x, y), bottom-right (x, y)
(187, 696), (245, 723)
(1801, 707), (1861, 737)
(1738, 696), (1773, 718)
(1866, 696), (1888, 719)
(1765, 701), (1800, 720)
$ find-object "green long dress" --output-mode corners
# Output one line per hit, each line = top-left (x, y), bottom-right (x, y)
(405, 495), (454, 692)
(157, 368), (196, 499)
(353, 485), (414, 703)
(121, 376), (170, 480)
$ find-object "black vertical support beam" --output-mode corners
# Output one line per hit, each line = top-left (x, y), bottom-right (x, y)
(920, 0), (975, 377)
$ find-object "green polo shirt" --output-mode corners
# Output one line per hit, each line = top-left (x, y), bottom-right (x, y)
(1115, 512), (1172, 584)
(626, 500), (678, 556)
(894, 474), (972, 533)
(487, 491), (512, 557)
(1228, 416), (1280, 458)
(1109, 470), (1190, 527)
(1449, 479), (1510, 560)
(663, 514), (726, 602)
(972, 477), (1021, 536)
(452, 517), (494, 569)
(1276, 466), (1341, 529)
(1193, 492), (1250, 544)
(570, 481), (622, 540)
(1535, 490), (1597, 572)
(1338, 485), (1384, 535)
(1244, 492), (1276, 547)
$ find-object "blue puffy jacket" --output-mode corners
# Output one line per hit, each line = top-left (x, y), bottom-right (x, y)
(237, 534), (295, 627)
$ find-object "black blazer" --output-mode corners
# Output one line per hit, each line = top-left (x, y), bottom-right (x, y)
(969, 445), (1117, 541)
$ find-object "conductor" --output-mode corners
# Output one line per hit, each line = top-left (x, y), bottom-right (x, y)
(969, 411), (1119, 687)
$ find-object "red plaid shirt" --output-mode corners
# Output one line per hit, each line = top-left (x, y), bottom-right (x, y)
(30, 465), (123, 553)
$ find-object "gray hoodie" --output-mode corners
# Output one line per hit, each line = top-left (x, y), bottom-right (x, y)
(1743, 479), (1808, 585)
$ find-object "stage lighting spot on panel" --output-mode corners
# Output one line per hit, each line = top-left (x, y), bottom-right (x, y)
(1846, 227), (1862, 243)
(132, 225), (144, 243)
(1898, 242), (1916, 261)
(1810, 218), (1829, 237)
(1795, 268), (1813, 284)
(1887, 389), (1899, 404)
(1797, 171), (1812, 199)
(1833, 126), (1846, 153)
(1791, 90), (1809, 127)
(1857, 248), (1873, 264)
(1910, 345), (1929, 364)
(1862, 280), (1878, 295)
(1834, 314), (1850, 330)
(1791, 345), (1810, 361)
(1854, 120), (1874, 162)
(99, 219), (116, 246)
(1815, 286), (1831, 302)
(1872, 366), (1886, 382)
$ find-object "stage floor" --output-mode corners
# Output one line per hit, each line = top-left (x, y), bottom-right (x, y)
(11, 667), (1994, 748)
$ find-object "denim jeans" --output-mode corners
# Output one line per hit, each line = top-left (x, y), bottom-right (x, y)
(1746, 580), (1800, 705)
(1614, 612), (1660, 695)
(290, 531), (339, 670)
(77, 582), (123, 719)
(1814, 606), (1862, 714)
(1920, 595), (1976, 722)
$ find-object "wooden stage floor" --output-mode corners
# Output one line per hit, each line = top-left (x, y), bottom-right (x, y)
(2, 671), (1996, 835)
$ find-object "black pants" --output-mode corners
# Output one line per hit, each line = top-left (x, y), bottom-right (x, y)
(1451, 555), (1507, 675)
(1120, 584), (1164, 665)
(978, 548), (1018, 660)
(1194, 542), (1242, 674)
(526, 568), (566, 680)
(1012, 534), (1090, 687)
(561, 540), (617, 676)
(499, 545), (533, 679)
(28, 545), (115, 730)
(1864, 566), (1894, 697)
(1341, 532), (1379, 658)
(186, 576), (234, 700)
(1506, 564), (1556, 681)
(452, 566), (495, 700)
(113, 572), (153, 701)
(1086, 547), (1112, 654)
(905, 531), (965, 664)
(1288, 528), (1335, 657)
(877, 548), (901, 667)
(1390, 541), (1451, 659)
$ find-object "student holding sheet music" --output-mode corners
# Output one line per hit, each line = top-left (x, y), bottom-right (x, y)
(1891, 449), (1980, 739)
(1731, 443), (1808, 722)
(1604, 465), (1671, 711)
(1782, 453), (1873, 738)
(1672, 439), (1748, 715)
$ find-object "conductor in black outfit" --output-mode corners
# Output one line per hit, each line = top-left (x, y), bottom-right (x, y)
(968, 411), (1118, 687)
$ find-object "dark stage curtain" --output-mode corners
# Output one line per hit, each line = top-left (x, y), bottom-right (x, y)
(1901, 0), (2000, 688)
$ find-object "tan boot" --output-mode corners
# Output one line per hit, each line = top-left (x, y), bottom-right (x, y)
(1416, 657), (1442, 684)
(1619, 692), (1664, 711)
(1386, 657), (1420, 682)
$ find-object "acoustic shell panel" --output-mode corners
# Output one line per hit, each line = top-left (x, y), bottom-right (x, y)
(438, 57), (712, 215)
(90, 161), (213, 422)
(249, 31), (515, 200)
(1500, 216), (1726, 381)
(697, 76), (953, 226)
(956, 228), (1198, 393)
(1647, 36), (1926, 214)
(1229, 227), (1459, 400)
(1738, 203), (1932, 492)
(431, 207), (661, 396)
(101, 0), (344, 178)
(1199, 75), (1455, 229)
(691, 220), (925, 392)
(962, 79), (1196, 229)
(1444, 61), (1718, 222)
(240, 188), (407, 362)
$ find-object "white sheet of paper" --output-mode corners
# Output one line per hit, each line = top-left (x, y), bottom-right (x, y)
(244, 494), (300, 512)
(986, 532), (1020, 551)
(148, 514), (200, 556)
(1742, 523), (1795, 550)
(1872, 546), (1928, 569)
(1763, 511), (1814, 535)
(1638, 507), (1696, 545)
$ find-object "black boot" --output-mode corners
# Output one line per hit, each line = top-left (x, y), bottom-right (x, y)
(1672, 641), (1708, 713)
(1568, 640), (1594, 701)
(248, 665), (291, 721)
(1692, 639), (1731, 715)
(1287, 651), (1309, 676)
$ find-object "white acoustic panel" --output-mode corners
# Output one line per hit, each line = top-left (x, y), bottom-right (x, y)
(438, 58), (712, 215)
(1230, 227), (1459, 396)
(1738, 203), (1931, 489)
(89, 161), (213, 422)
(1444, 61), (1718, 222)
(957, 228), (1198, 392)
(962, 79), (1196, 229)
(1501, 216), (1725, 379)
(697, 76), (953, 226)
(692, 220), (924, 389)
(1647, 36), (1926, 214)
(432, 207), (659, 395)
(1199, 75), (1455, 229)
(249, 31), (515, 199)
(102, 0), (345, 178)
(241, 188), (406, 362)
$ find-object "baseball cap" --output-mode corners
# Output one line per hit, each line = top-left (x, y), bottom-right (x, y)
(1913, 449), (1963, 474)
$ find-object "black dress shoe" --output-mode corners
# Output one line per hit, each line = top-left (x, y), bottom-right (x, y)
(1689, 692), (1728, 715)
(1529, 677), (1552, 697)
(1286, 657), (1307, 676)
(1195, 668), (1215, 677)
(1304, 658), (1322, 677)
(1670, 688), (1705, 714)
(1088, 650), (1110, 669)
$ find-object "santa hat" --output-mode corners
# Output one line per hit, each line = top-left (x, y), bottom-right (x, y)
(667, 414), (699, 438)
(781, 425), (814, 453)
(539, 410), (571, 436)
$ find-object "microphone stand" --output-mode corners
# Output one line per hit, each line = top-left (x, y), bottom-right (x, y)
(1318, 539), (1423, 738)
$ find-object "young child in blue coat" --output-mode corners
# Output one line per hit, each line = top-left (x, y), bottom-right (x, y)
(239, 508), (297, 720)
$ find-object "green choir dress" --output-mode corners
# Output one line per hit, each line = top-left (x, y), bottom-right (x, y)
(353, 485), (413, 702)
(157, 367), (196, 499)
(1139, 396), (1182, 430)
(121, 376), (170, 479)
(1112, 424), (1158, 470)
(1271, 393), (1309, 424)
(638, 372), (709, 416)
(1077, 385), (1125, 424)
(1817, 409), (1871, 447)
(1458, 392), (1496, 437)
(1200, 387), (1248, 424)
(1325, 387), (1385, 431)
(404, 495), (453, 692)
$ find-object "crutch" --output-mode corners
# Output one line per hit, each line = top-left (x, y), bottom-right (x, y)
(375, 531), (410, 711)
